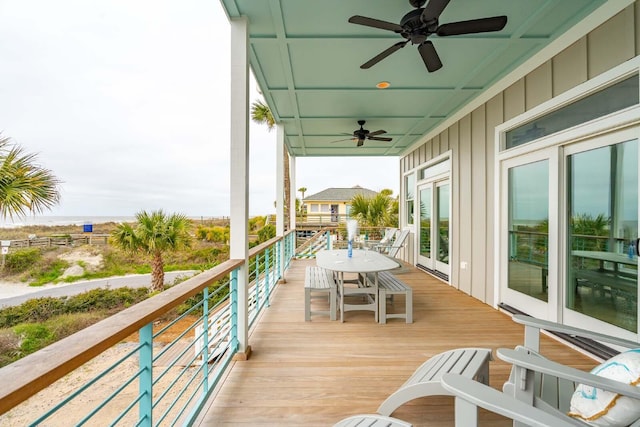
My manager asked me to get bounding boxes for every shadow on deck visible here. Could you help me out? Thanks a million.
[195,259,596,426]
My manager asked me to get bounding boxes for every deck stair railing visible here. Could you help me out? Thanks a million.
[0,230,296,427]
[295,227,390,257]
[295,228,331,259]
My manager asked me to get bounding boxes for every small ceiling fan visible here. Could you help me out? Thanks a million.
[331,120,392,147]
[348,0,507,72]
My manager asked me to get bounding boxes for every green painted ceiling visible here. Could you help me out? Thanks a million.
[218,0,611,157]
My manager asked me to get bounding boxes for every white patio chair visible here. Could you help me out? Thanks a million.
[500,314,640,427]
[374,229,409,258]
[370,228,397,248]
[335,373,578,427]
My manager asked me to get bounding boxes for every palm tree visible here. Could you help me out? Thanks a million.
[0,135,61,219]
[111,210,192,292]
[297,187,307,218]
[298,187,307,199]
[251,100,291,230]
[349,192,398,227]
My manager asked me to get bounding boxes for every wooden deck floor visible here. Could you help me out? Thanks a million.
[196,259,597,426]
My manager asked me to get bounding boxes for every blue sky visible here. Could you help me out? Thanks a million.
[0,0,399,219]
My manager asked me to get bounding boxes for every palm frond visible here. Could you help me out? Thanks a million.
[0,134,61,220]
[250,100,275,131]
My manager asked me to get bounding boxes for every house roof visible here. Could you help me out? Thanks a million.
[304,186,378,202]
[218,0,622,157]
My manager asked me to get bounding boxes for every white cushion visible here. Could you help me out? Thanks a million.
[569,349,640,426]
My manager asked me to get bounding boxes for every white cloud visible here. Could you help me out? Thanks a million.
[0,0,398,221]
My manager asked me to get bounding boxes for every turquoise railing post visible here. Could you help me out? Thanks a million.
[254,253,261,313]
[276,240,281,281]
[230,269,239,353]
[325,230,331,250]
[265,247,271,307]
[139,323,153,427]
[202,286,210,392]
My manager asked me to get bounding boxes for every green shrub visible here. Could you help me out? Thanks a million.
[63,288,149,313]
[196,226,230,243]
[29,259,70,286]
[0,287,149,328]
[0,329,20,366]
[0,297,66,327]
[4,248,42,273]
[14,323,55,355]
[47,312,104,339]
[257,224,276,243]
[0,287,151,366]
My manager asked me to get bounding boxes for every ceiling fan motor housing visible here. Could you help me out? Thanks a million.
[409,0,427,8]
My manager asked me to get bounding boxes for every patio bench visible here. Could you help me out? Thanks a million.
[377,347,492,416]
[363,271,412,324]
[304,266,337,321]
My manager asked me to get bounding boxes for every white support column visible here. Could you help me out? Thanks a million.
[276,124,285,237]
[276,124,286,283]
[229,16,250,360]
[289,155,296,231]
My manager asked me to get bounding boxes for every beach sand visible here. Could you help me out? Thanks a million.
[0,315,201,425]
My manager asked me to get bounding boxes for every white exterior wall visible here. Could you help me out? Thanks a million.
[400,3,640,305]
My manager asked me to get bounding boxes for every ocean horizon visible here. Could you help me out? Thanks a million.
[0,215,229,228]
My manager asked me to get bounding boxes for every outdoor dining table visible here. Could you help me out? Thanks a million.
[315,249,399,322]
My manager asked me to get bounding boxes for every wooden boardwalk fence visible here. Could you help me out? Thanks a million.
[5,234,110,249]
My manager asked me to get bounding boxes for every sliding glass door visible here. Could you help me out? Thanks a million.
[500,126,639,335]
[501,148,557,319]
[417,180,450,278]
[564,130,638,334]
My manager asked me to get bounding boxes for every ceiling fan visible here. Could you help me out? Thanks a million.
[348,0,507,72]
[331,120,392,147]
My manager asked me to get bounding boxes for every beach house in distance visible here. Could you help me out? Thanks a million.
[301,185,377,224]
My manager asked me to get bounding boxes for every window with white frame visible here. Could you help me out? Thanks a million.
[504,74,638,150]
[405,173,415,225]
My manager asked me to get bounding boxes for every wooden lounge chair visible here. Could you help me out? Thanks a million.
[441,373,579,427]
[334,374,578,427]
[374,229,409,258]
[377,347,492,416]
[340,315,640,426]
[499,314,640,427]
[498,347,640,426]
[369,228,397,248]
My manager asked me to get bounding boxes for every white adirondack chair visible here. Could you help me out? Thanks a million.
[336,314,640,426]
[375,229,409,258]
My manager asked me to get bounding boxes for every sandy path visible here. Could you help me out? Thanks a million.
[0,279,82,298]
[0,271,198,307]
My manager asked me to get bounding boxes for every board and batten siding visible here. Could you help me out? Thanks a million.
[401,2,640,305]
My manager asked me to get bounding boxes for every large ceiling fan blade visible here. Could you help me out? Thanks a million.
[437,16,507,36]
[361,41,408,69]
[329,137,356,143]
[348,15,403,33]
[421,0,451,22]
[418,41,442,72]
[368,136,393,142]
[368,130,387,137]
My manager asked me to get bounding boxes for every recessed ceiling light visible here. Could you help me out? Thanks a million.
[376,81,390,89]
